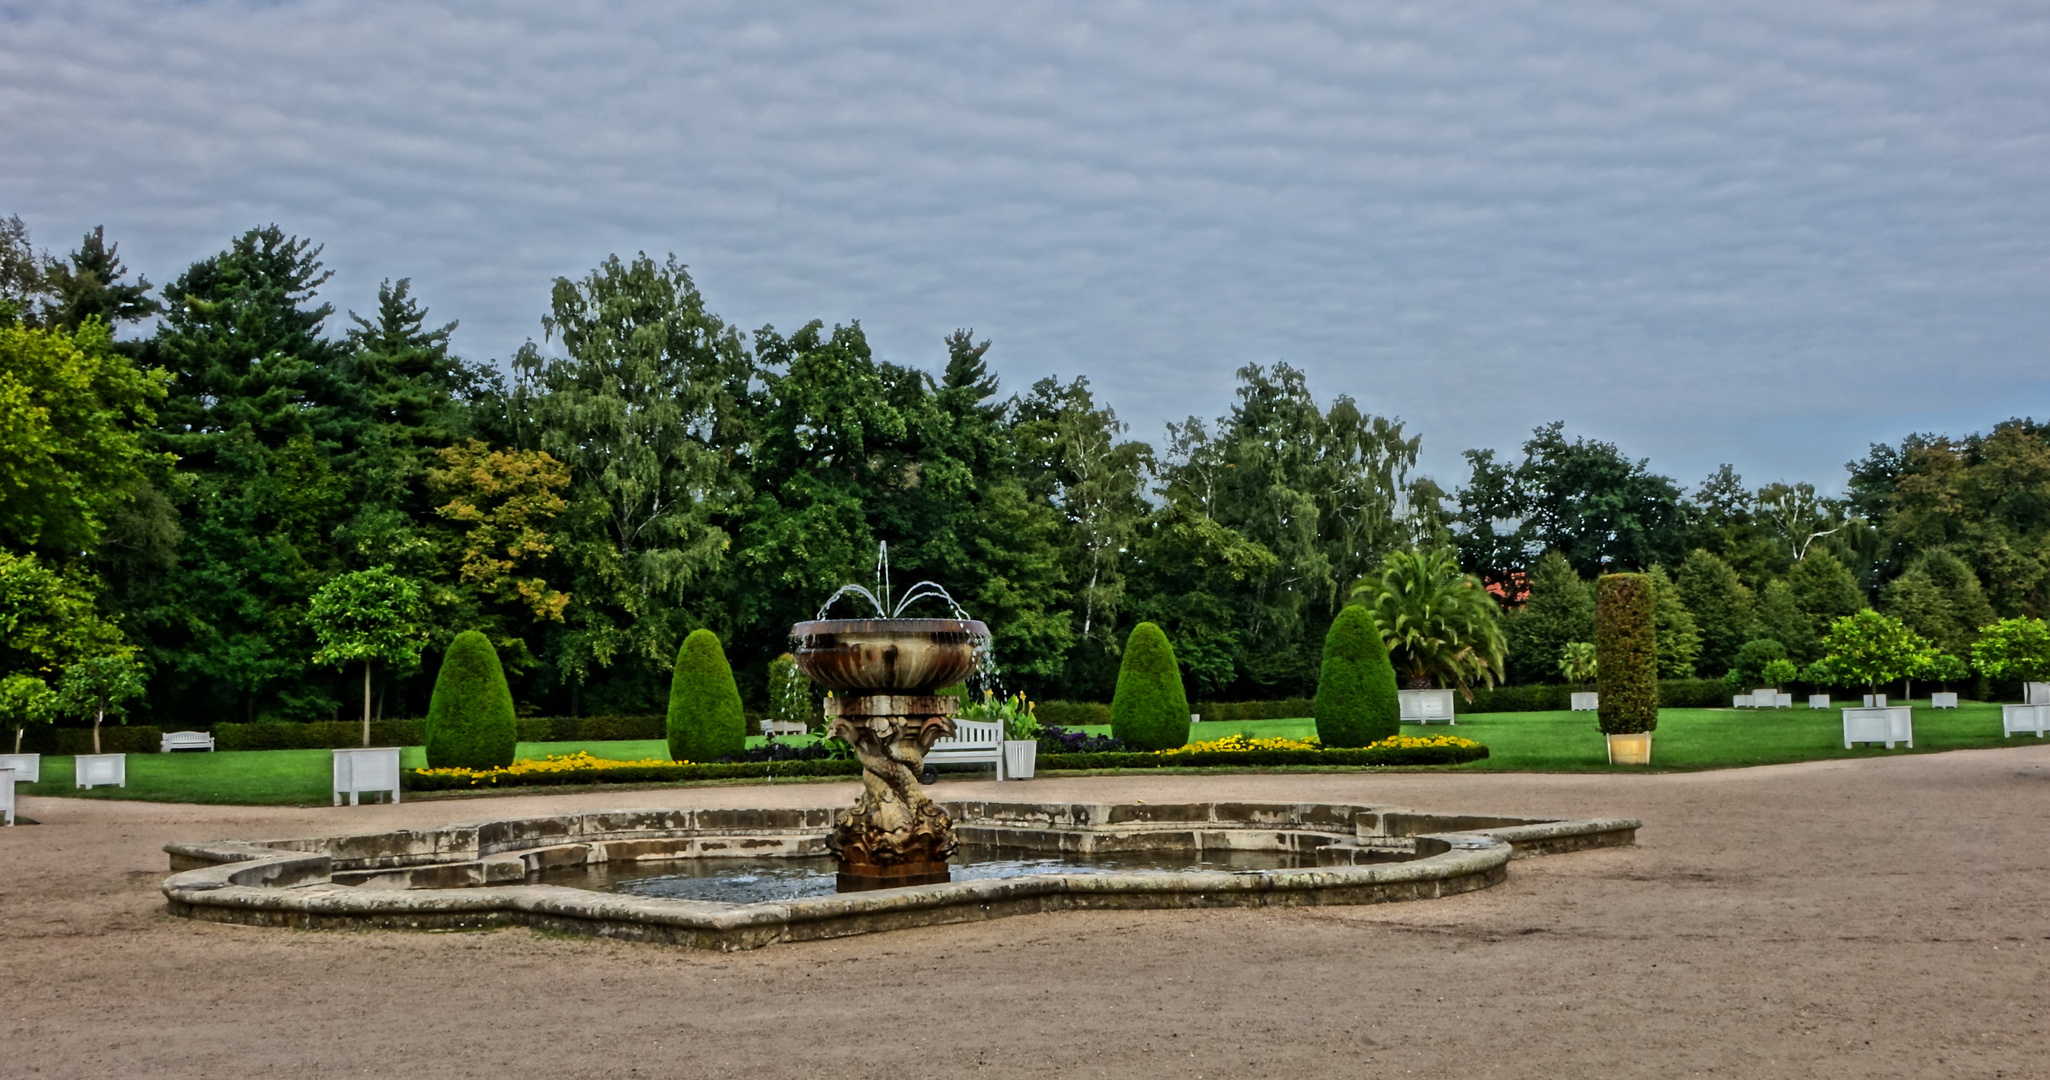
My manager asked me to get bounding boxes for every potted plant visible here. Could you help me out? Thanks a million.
[1595,575,1657,764]
[1559,642,1598,711]
[963,690,1040,780]
[1760,658,1799,707]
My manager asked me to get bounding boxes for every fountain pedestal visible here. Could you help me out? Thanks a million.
[825,695,960,891]
[791,618,989,893]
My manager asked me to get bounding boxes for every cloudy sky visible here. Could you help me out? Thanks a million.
[4,0,2046,491]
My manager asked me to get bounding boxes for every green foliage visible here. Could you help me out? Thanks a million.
[960,690,1041,742]
[50,649,147,753]
[1595,574,1658,735]
[1111,622,1192,751]
[1312,605,1400,748]
[308,567,427,669]
[1676,551,1757,676]
[1810,610,1930,692]
[0,671,53,750]
[1354,547,1505,700]
[1882,549,1997,659]
[1789,551,1867,643]
[1504,551,1595,684]
[424,631,517,768]
[1645,565,1701,678]
[1753,580,1814,663]
[1724,638,1789,689]
[766,653,815,733]
[1759,658,1800,687]
[1557,642,1598,685]
[1971,617,2050,683]
[1917,651,1968,686]
[665,629,745,763]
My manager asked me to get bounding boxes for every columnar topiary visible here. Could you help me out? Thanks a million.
[1595,574,1659,735]
[667,629,746,762]
[1314,604,1400,747]
[1110,622,1190,751]
[425,631,517,769]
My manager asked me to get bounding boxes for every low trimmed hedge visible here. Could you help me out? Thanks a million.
[203,715,668,751]
[17,725,166,755]
[1195,698,1316,722]
[406,758,864,790]
[1042,742,1488,769]
[1461,679,1732,713]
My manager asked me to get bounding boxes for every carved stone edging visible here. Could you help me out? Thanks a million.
[161,801,1638,951]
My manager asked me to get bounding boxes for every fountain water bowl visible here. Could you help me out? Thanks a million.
[791,616,991,892]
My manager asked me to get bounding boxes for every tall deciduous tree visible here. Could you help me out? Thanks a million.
[1503,550,1593,684]
[308,566,427,745]
[1676,549,1755,675]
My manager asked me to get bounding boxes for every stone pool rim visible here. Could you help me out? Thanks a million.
[162,800,1638,951]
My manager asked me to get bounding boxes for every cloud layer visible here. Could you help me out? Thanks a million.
[4,0,2046,489]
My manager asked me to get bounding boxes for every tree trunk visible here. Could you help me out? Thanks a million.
[14,726,22,753]
[93,705,104,754]
[362,662,373,747]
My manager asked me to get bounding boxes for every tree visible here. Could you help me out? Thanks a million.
[1811,610,1930,698]
[1594,574,1658,736]
[425,439,572,665]
[308,566,427,746]
[0,671,53,753]
[1353,548,1504,699]
[1754,580,1816,663]
[1760,658,1799,689]
[1676,549,1753,675]
[1726,638,1789,690]
[1558,640,1598,686]
[0,214,42,325]
[1014,376,1150,643]
[1971,617,2050,685]
[1646,565,1701,678]
[51,649,146,754]
[1453,422,1688,586]
[39,226,161,333]
[1110,622,1190,751]
[1314,604,1400,747]
[1789,551,1867,636]
[666,628,745,763]
[1502,551,1593,684]
[424,630,517,769]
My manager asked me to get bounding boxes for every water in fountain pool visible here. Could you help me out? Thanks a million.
[537,845,1328,905]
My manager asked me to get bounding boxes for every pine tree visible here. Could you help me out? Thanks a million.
[1504,551,1593,684]
[40,226,161,333]
[1110,622,1190,751]
[1313,604,1400,747]
[1676,549,1754,675]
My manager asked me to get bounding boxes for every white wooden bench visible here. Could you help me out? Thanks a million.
[161,730,215,752]
[0,753,40,783]
[332,747,402,805]
[925,717,1006,780]
[1569,692,1599,711]
[1843,706,1913,749]
[1808,694,1831,710]
[1928,692,1958,709]
[758,718,809,738]
[2001,704,2047,738]
[0,767,14,826]
[1398,689,1457,725]
[74,753,125,789]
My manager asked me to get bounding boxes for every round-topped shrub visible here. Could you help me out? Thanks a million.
[1314,604,1400,747]
[1596,573,1659,735]
[1111,622,1191,751]
[425,631,517,769]
[667,629,746,763]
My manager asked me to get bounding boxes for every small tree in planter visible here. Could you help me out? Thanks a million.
[1760,658,1799,692]
[308,566,427,747]
[1,672,53,753]
[1595,574,1658,763]
[1557,641,1598,688]
[1920,651,1968,694]
[1314,604,1400,748]
[1816,610,1929,704]
[1112,622,1192,751]
[51,649,146,754]
[425,631,519,769]
[1971,617,2050,696]
[1724,638,1789,691]
[667,629,746,763]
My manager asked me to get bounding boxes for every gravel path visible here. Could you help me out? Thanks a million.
[4,747,2048,1079]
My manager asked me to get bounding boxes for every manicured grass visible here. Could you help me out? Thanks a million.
[12,705,2043,804]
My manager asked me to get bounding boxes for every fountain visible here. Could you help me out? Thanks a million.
[792,544,990,891]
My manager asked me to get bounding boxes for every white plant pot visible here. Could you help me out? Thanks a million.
[0,752,40,783]
[74,753,126,789]
[1002,740,1037,781]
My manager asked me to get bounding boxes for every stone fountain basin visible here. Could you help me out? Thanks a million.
[161,801,1636,951]
[790,618,989,692]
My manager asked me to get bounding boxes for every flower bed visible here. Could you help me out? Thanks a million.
[406,752,863,791]
[1044,733,1487,770]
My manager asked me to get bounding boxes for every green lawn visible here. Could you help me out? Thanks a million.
[11,704,2044,805]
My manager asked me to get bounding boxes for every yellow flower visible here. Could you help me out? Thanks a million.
[412,751,678,786]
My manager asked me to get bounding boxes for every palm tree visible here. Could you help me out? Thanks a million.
[1352,548,1507,700]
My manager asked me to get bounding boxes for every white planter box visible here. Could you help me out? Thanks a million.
[1861,694,1889,708]
[1843,706,1913,749]
[74,753,126,789]
[2028,682,2050,706]
[1928,692,1958,709]
[1808,695,1831,710]
[2002,704,2048,738]
[332,747,402,806]
[1731,694,1753,708]
[1399,689,1457,725]
[1776,692,1794,708]
[1002,740,1037,780]
[1570,692,1599,711]
[0,767,14,825]
[0,752,40,783]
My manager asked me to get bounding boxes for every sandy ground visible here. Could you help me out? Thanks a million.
[4,750,2050,1079]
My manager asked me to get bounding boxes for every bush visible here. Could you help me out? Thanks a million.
[1036,700,1112,728]
[1314,604,1399,747]
[1192,698,1315,722]
[214,720,426,751]
[19,725,165,755]
[1111,622,1191,751]
[1596,574,1659,735]
[425,631,518,769]
[1724,638,1789,689]
[667,629,746,763]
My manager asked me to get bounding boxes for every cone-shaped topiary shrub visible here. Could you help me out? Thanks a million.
[1110,622,1191,751]
[1314,604,1400,747]
[667,628,746,762]
[1596,573,1659,735]
[425,630,518,769]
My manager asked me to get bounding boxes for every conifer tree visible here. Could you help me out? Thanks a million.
[1110,622,1190,751]
[425,631,517,769]
[1676,549,1755,675]
[1313,604,1399,747]
[666,629,745,762]
[1504,551,1593,684]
